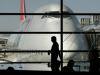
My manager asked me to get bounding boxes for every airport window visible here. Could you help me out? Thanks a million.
[0,0,100,72]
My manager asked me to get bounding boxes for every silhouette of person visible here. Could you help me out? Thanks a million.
[62,60,75,72]
[89,50,100,72]
[51,36,61,72]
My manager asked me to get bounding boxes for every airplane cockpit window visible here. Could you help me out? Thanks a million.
[41,11,70,19]
[63,11,71,18]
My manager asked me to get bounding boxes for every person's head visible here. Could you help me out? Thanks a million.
[51,36,57,43]
[67,60,74,67]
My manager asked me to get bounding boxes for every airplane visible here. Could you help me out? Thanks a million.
[0,0,89,71]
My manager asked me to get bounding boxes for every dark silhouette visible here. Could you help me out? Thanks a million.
[89,50,100,72]
[7,67,15,71]
[51,36,61,72]
[62,60,75,72]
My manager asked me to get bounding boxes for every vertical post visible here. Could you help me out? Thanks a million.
[60,0,63,71]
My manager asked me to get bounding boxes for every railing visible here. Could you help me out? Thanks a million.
[0,50,100,72]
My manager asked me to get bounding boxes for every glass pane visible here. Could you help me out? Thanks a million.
[64,0,100,13]
[0,34,60,71]
[0,16,20,32]
[0,0,60,32]
[62,33,100,72]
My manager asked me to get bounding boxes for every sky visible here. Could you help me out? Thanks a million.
[0,0,100,31]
